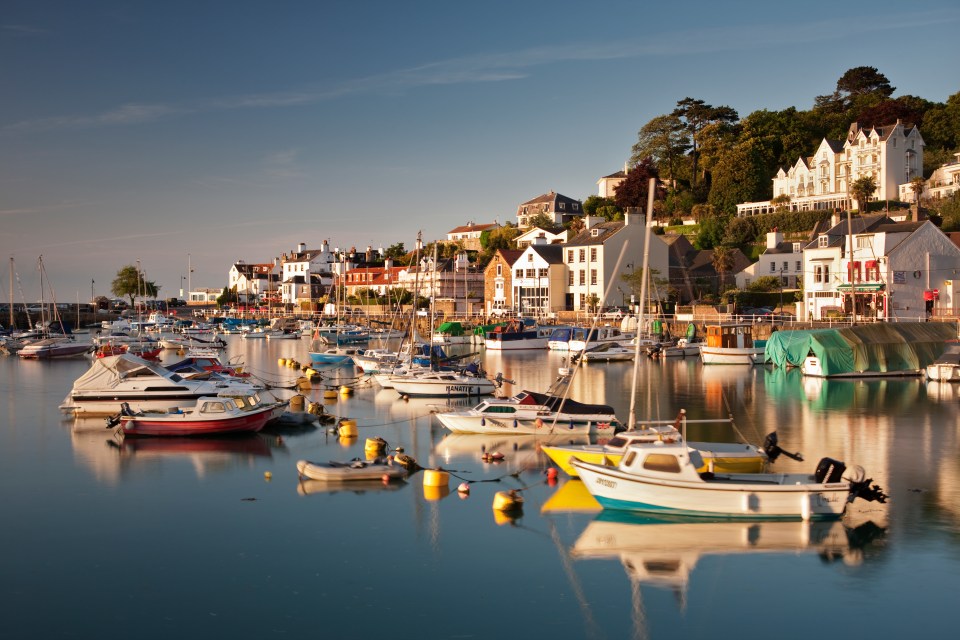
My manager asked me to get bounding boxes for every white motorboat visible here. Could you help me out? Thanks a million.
[18,336,93,359]
[577,342,635,363]
[434,389,622,435]
[926,344,960,381]
[568,326,634,353]
[699,323,765,365]
[160,335,227,350]
[59,354,262,417]
[390,369,499,397]
[572,438,888,520]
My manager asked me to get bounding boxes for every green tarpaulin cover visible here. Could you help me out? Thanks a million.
[763,322,957,376]
[436,322,464,336]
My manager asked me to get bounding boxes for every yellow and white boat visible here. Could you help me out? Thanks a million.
[541,413,768,478]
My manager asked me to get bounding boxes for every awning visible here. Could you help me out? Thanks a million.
[836,283,885,292]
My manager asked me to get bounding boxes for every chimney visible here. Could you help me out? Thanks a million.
[585,215,605,230]
[767,230,783,249]
[831,210,840,228]
[297,242,306,253]
[624,207,644,226]
[366,246,373,262]
[385,258,394,270]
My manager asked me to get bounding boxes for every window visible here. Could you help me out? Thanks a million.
[590,269,597,286]
[526,269,535,278]
[579,249,586,263]
[814,264,830,284]
[782,261,788,272]
[579,270,586,286]
[770,262,776,273]
[515,270,522,279]
[818,236,829,248]
[567,250,574,263]
[573,202,579,211]
[856,236,872,250]
[496,264,502,276]
[559,202,565,210]
[642,453,681,473]
[568,270,574,286]
[795,260,801,272]
[590,247,597,262]
[538,268,548,278]
[527,253,533,262]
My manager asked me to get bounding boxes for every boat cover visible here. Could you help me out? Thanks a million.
[69,354,180,391]
[436,322,464,336]
[519,391,616,415]
[763,322,956,375]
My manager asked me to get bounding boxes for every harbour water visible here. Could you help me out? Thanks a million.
[1,337,958,639]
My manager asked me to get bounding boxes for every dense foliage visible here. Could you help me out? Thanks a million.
[111,265,160,307]
[627,67,960,220]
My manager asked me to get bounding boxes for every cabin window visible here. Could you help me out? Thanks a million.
[642,453,681,473]
[202,402,227,413]
[483,406,516,414]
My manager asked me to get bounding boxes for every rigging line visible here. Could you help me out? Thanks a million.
[545,519,605,640]
[547,238,629,434]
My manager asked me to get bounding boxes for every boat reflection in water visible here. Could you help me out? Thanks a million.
[572,512,886,600]
[434,433,591,471]
[70,421,273,484]
[296,477,409,497]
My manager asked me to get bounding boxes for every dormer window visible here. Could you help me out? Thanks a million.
[559,202,565,211]
[792,243,801,253]
[818,235,828,248]
[591,229,600,237]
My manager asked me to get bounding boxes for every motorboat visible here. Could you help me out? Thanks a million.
[567,326,634,353]
[18,336,93,359]
[434,389,622,435]
[60,354,263,416]
[159,334,227,350]
[572,439,887,520]
[699,323,765,365]
[649,337,702,358]
[484,318,555,351]
[389,368,500,398]
[432,321,471,345]
[926,343,960,381]
[109,393,281,437]
[576,342,635,363]
[308,346,362,365]
[541,413,769,477]
[295,458,409,482]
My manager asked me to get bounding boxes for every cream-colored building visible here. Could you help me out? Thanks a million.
[904,152,960,202]
[738,120,925,216]
[510,240,567,316]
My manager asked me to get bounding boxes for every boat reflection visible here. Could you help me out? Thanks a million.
[572,512,886,597]
[70,422,273,485]
[296,477,408,496]
[540,479,601,514]
[434,433,592,470]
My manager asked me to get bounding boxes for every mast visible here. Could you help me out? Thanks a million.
[627,179,656,429]
[8,258,13,329]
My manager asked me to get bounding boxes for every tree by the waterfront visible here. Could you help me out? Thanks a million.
[111,265,159,307]
[851,176,878,211]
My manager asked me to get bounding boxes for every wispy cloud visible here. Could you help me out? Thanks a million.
[2,24,49,36]
[4,8,957,135]
[263,149,304,179]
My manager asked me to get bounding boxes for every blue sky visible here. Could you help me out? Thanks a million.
[2,0,958,302]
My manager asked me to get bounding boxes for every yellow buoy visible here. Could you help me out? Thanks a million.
[339,419,358,437]
[322,389,338,400]
[422,468,450,488]
[307,402,323,416]
[296,377,311,391]
[289,394,305,411]
[365,436,387,452]
[263,471,272,481]
[278,358,287,367]
[339,385,353,395]
[288,360,299,369]
[338,435,357,447]
[492,489,524,512]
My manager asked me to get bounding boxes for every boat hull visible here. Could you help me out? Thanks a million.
[296,459,407,481]
[542,442,766,477]
[120,406,273,437]
[391,378,495,397]
[699,346,764,365]
[572,460,850,520]
[435,412,618,436]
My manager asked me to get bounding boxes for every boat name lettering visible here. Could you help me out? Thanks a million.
[596,478,617,489]
[445,385,474,393]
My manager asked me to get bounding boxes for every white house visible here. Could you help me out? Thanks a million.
[516,191,582,228]
[514,225,570,248]
[228,260,279,304]
[511,240,566,316]
[280,241,340,306]
[738,120,925,216]
[735,231,804,290]
[904,152,960,202]
[597,165,628,198]
[562,212,669,311]
[801,213,960,321]
[445,222,500,251]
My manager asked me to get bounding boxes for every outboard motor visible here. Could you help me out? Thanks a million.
[844,464,889,504]
[763,432,804,462]
[814,457,846,483]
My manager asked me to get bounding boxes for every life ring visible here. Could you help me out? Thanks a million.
[535,418,544,429]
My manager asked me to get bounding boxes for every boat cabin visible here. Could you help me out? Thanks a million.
[705,323,755,350]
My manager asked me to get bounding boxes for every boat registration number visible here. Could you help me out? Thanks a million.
[596,478,617,489]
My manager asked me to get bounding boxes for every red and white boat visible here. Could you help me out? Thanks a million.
[110,394,281,437]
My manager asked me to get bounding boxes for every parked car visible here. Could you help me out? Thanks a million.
[601,306,629,319]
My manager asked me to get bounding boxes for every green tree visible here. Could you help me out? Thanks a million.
[746,275,782,292]
[111,265,160,307]
[527,212,554,228]
[694,211,730,250]
[708,138,773,214]
[629,113,689,186]
[672,98,739,188]
[910,176,927,205]
[815,66,895,113]
[721,216,757,249]
[216,286,238,307]
[384,242,407,263]
[850,175,878,211]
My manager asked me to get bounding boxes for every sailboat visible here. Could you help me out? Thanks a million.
[18,257,93,359]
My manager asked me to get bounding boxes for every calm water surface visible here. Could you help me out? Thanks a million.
[1,336,958,639]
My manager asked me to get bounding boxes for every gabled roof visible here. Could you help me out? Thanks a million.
[447,222,499,234]
[517,191,580,210]
[564,221,626,246]
[494,249,524,267]
[600,170,627,180]
[528,244,564,264]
